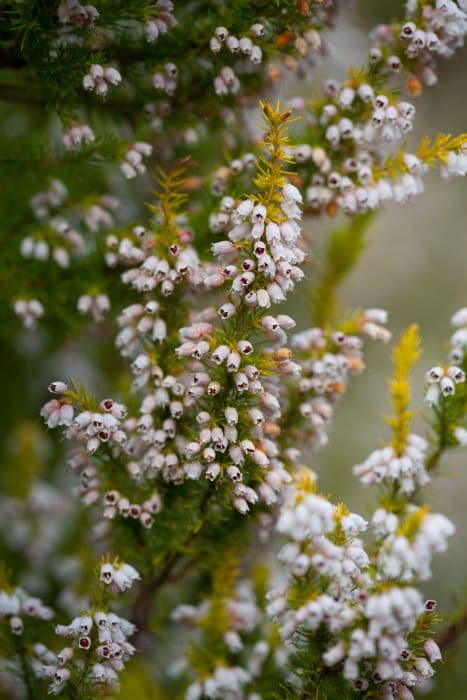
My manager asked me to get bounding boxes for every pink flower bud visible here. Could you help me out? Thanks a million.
[424,639,442,662]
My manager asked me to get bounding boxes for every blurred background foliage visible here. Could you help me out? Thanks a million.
[1,0,466,697]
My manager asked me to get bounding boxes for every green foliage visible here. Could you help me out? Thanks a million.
[0,0,328,122]
[426,351,467,471]
[1,2,467,699]
[310,212,373,328]
[387,324,422,456]
[279,628,361,700]
[254,101,297,215]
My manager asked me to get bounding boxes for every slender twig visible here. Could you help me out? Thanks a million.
[15,638,36,700]
[167,555,198,584]
[426,402,451,472]
[132,551,182,633]
[132,489,214,634]
[436,605,467,652]
[0,83,144,115]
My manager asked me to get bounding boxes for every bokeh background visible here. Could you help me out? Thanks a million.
[1,1,466,697]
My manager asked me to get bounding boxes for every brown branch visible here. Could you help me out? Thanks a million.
[0,38,25,70]
[132,551,182,634]
[0,83,144,115]
[436,605,467,652]
[132,489,214,637]
[15,637,37,700]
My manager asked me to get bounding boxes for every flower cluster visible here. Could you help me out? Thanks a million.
[290,309,391,449]
[210,154,256,196]
[376,508,455,581]
[303,88,423,214]
[199,2,464,220]
[268,468,449,698]
[103,488,162,529]
[99,558,140,592]
[58,0,99,28]
[77,292,111,322]
[0,587,53,635]
[288,79,467,217]
[41,381,168,526]
[13,298,44,329]
[120,142,154,179]
[0,478,86,616]
[85,195,120,233]
[5,1,467,697]
[370,0,467,86]
[82,64,122,96]
[30,179,68,222]
[144,0,176,43]
[449,306,467,362]
[209,24,265,61]
[353,433,430,494]
[62,123,95,151]
[172,577,288,700]
[20,216,85,269]
[152,62,178,96]
[205,2,337,98]
[425,363,465,403]
[441,143,467,178]
[267,320,459,697]
[423,307,467,454]
[174,178,306,510]
[0,561,140,697]
[40,604,136,694]
[211,24,265,96]
[40,108,312,519]
[17,179,115,303]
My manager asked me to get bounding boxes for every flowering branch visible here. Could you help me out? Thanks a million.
[2,1,467,698]
[387,325,422,459]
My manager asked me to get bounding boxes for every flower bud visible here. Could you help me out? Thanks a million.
[227,465,242,482]
[207,381,221,395]
[237,340,253,355]
[440,376,455,396]
[226,35,239,52]
[104,67,122,85]
[215,26,228,41]
[233,497,249,514]
[239,37,253,54]
[251,23,265,37]
[424,639,442,662]
[57,647,74,665]
[48,380,69,395]
[193,340,210,358]
[10,616,23,634]
[211,344,230,364]
[235,373,249,391]
[447,365,465,383]
[225,406,238,425]
[251,449,269,466]
[79,636,92,649]
[414,657,434,677]
[210,36,221,53]
[227,351,241,372]
[219,303,236,318]
[206,463,221,481]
